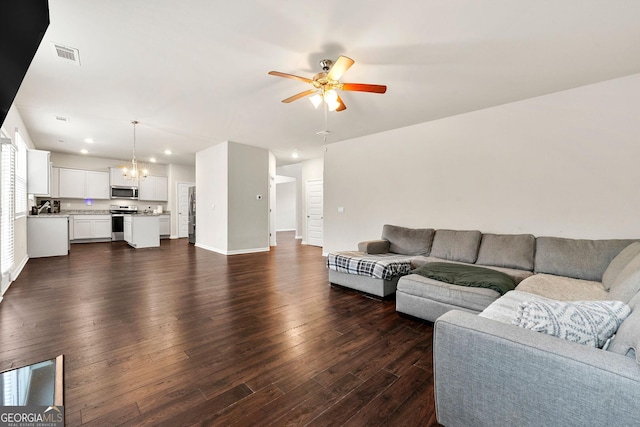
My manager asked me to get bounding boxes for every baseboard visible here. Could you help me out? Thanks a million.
[11,254,29,281]
[301,240,307,244]
[226,247,270,255]
[295,235,303,240]
[276,228,296,232]
[195,243,270,255]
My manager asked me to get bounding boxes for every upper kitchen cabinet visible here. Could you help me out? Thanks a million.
[139,175,168,201]
[59,168,110,199]
[110,167,132,187]
[27,149,51,195]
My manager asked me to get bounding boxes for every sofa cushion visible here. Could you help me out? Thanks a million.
[607,251,640,303]
[608,308,640,364]
[515,274,608,301]
[476,233,535,271]
[430,229,482,263]
[411,262,516,296]
[381,225,435,255]
[602,242,640,291]
[512,300,630,348]
[412,256,533,284]
[326,251,413,280]
[534,237,637,281]
[397,273,500,312]
[357,239,390,254]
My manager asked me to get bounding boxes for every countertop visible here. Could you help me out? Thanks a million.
[29,210,170,217]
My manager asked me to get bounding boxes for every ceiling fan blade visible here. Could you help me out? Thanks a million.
[336,96,346,112]
[282,89,316,103]
[327,56,354,81]
[268,71,313,84]
[341,83,387,94]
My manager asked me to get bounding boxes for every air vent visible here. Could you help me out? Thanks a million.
[55,116,70,122]
[50,43,81,66]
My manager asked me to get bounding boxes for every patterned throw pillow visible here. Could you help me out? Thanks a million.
[512,300,630,348]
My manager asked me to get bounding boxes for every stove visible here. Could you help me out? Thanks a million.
[110,205,138,241]
[110,204,139,214]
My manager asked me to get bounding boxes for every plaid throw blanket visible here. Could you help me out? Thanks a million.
[326,251,413,280]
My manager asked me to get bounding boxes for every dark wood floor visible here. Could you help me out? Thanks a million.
[0,232,440,426]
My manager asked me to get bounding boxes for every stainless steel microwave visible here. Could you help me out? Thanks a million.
[110,185,138,199]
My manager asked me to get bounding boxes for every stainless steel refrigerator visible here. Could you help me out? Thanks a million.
[188,186,196,244]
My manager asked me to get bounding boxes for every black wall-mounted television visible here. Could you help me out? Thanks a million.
[0,1,50,127]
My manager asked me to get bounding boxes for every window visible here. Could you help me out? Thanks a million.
[1,136,15,285]
[14,130,27,217]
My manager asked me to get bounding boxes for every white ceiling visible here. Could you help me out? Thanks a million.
[13,0,640,166]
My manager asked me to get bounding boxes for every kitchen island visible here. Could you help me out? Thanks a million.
[124,215,160,248]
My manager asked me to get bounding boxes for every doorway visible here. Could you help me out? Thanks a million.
[176,182,194,238]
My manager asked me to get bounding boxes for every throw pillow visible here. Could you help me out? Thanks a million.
[512,300,630,348]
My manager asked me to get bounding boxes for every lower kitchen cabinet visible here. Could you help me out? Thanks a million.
[71,215,112,241]
[159,214,170,238]
[27,216,69,257]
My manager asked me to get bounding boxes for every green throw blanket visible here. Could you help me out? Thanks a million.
[411,262,516,295]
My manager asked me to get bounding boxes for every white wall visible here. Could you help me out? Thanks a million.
[227,142,269,252]
[324,73,640,254]
[276,181,296,231]
[195,142,228,252]
[195,141,269,254]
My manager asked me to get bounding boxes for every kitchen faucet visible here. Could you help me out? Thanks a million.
[37,201,50,214]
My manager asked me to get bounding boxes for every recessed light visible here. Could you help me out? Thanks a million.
[164,150,172,155]
[292,152,299,159]
[80,149,88,154]
[84,138,94,143]
[149,157,156,163]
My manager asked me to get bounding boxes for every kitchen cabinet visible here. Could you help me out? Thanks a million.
[124,215,160,248]
[85,171,110,199]
[27,149,51,195]
[71,215,111,240]
[59,168,110,199]
[139,175,168,201]
[110,167,134,187]
[51,167,60,198]
[159,214,170,238]
[27,216,69,257]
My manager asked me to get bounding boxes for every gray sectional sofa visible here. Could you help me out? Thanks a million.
[327,224,640,426]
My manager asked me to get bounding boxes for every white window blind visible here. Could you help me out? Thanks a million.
[1,138,16,279]
[14,130,27,217]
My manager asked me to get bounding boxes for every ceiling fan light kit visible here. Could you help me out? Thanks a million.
[268,55,387,113]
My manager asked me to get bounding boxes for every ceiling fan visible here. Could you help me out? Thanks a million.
[268,56,387,112]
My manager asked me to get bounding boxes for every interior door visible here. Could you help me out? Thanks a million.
[177,182,194,238]
[305,179,323,247]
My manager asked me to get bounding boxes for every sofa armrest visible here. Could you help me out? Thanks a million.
[358,239,390,254]
[434,310,640,427]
